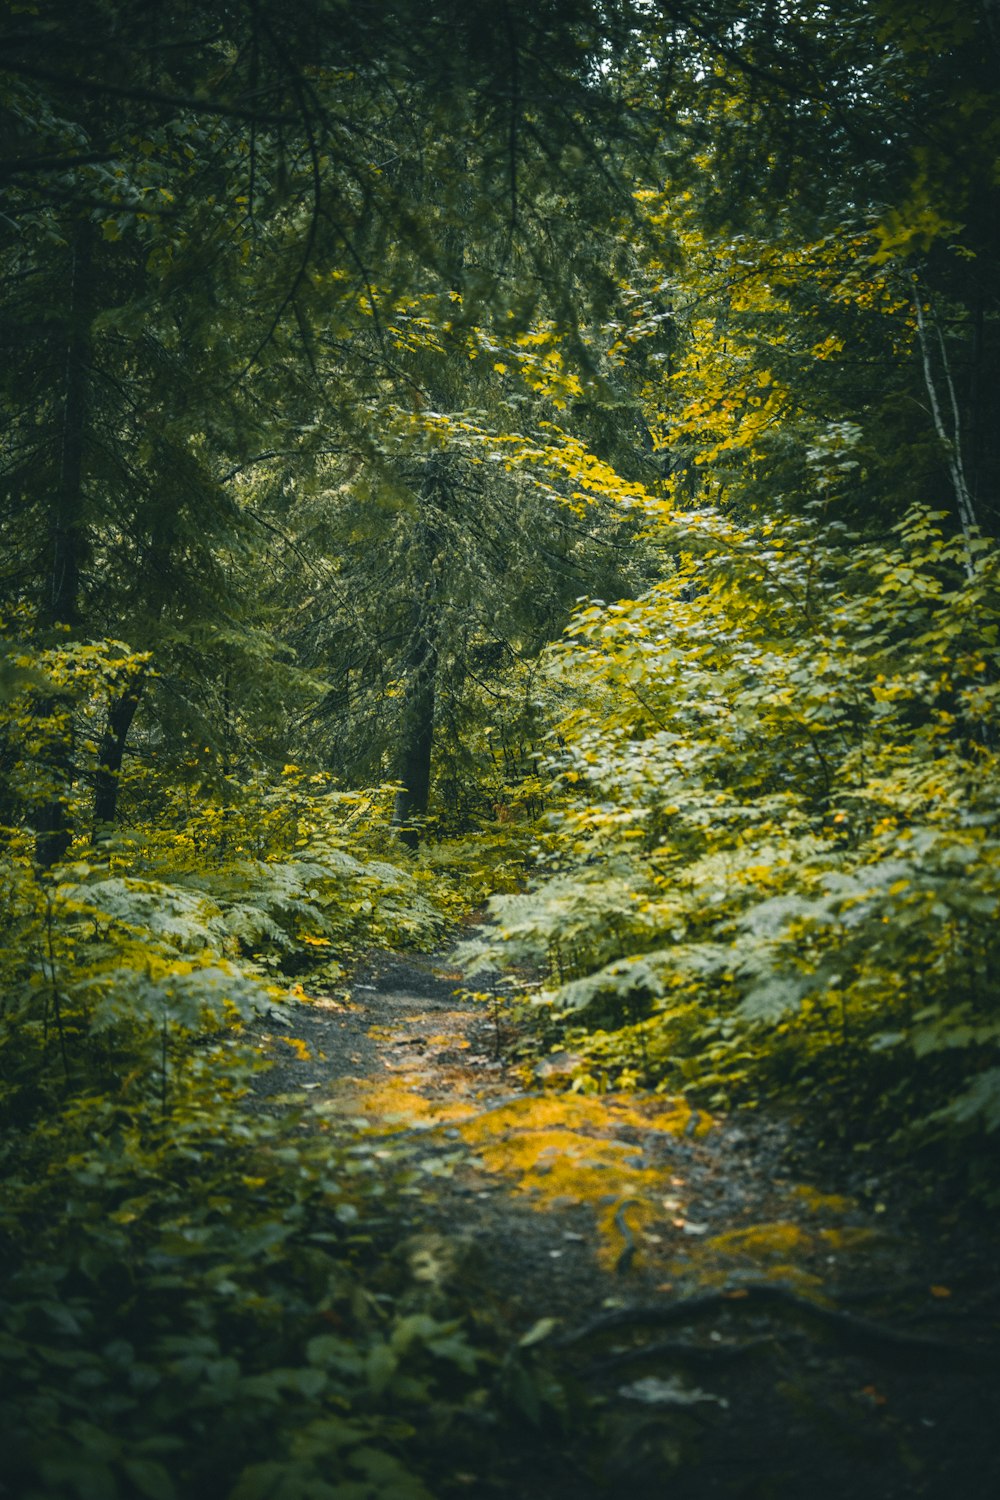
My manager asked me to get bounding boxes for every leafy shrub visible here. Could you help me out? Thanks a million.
[464,507,1000,1180]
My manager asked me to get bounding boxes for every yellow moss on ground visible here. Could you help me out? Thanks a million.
[469,1125,642,1179]
[597,1196,665,1272]
[356,1077,478,1125]
[469,1123,661,1268]
[455,1091,706,1269]
[275,1036,313,1061]
[699,1217,883,1280]
[319,1075,713,1270]
[660,1252,825,1295]
[789,1184,854,1216]
[756,1264,825,1291]
[706,1222,815,1261]
[818,1226,885,1251]
[457,1091,703,1143]
[317,1075,479,1128]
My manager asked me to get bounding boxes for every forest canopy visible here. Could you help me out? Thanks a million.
[1,2,999,1496]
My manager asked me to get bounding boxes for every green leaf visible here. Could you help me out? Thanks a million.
[518,1316,558,1348]
[120,1458,176,1500]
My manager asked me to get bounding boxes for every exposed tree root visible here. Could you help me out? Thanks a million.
[558,1283,997,1371]
[587,1332,795,1376]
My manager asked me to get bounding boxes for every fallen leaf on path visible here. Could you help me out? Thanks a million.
[519,1316,559,1348]
[619,1375,729,1409]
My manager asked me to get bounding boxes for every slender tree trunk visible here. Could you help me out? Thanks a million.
[967,292,988,530]
[48,233,90,630]
[391,623,438,849]
[219,666,236,854]
[391,466,445,849]
[36,222,93,869]
[91,514,175,838]
[92,674,146,833]
[911,276,977,570]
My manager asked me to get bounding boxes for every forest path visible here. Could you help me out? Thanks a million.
[250,946,999,1500]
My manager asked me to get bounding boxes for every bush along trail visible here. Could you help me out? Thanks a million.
[241,939,1000,1500]
[1,833,997,1500]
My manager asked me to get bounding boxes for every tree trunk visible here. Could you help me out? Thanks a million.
[92,674,146,834]
[391,624,438,849]
[391,467,445,849]
[36,222,92,869]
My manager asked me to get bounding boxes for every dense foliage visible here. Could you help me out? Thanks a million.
[2,1,998,1495]
[466,505,1000,1158]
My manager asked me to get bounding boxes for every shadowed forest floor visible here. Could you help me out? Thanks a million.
[249,946,1000,1500]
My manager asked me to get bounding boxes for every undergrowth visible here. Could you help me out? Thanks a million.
[0,770,571,1499]
[457,507,1000,1196]
[0,1048,576,1500]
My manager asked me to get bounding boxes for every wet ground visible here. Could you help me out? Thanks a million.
[249,947,1000,1500]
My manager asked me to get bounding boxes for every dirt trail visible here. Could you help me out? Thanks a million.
[251,947,1000,1500]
